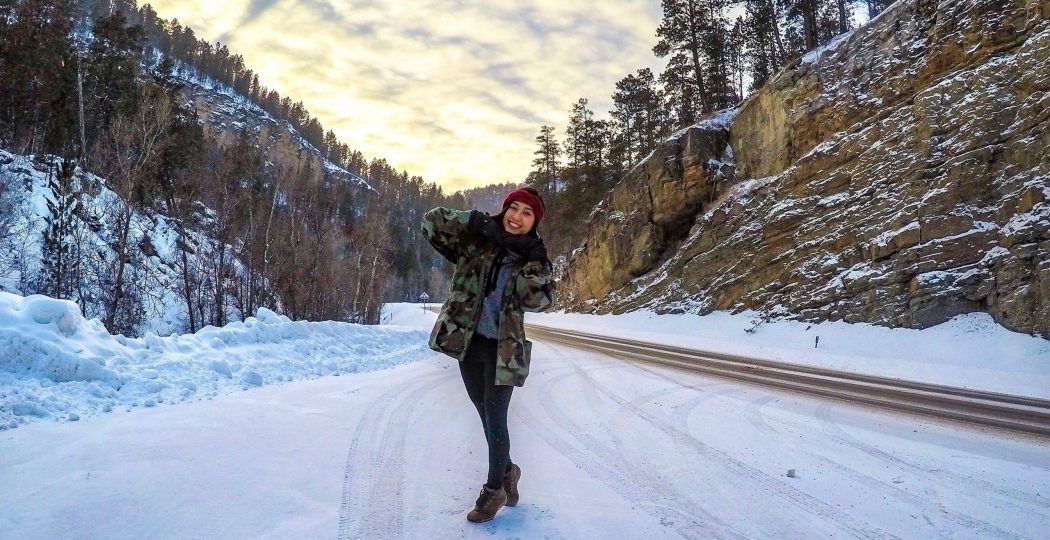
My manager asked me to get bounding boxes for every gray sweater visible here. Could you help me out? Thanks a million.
[475,250,523,339]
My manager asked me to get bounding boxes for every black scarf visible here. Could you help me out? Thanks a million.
[483,247,523,296]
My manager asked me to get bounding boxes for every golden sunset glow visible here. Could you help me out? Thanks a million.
[147,0,664,191]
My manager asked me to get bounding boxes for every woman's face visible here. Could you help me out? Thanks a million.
[502,201,536,236]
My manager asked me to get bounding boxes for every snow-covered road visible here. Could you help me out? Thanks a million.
[3,336,1048,539]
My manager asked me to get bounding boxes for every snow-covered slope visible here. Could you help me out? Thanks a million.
[0,150,243,336]
[0,57,378,337]
[5,294,1049,433]
[528,309,1050,399]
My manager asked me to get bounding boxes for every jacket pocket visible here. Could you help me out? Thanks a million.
[522,339,532,375]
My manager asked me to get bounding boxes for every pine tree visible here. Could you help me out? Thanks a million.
[727,18,747,101]
[88,84,174,332]
[700,1,737,109]
[83,10,145,152]
[249,73,261,102]
[865,0,892,19]
[155,84,205,332]
[654,0,740,126]
[0,0,78,155]
[742,0,788,90]
[611,68,662,166]
[643,70,664,153]
[39,159,80,300]
[527,125,560,198]
[782,0,845,53]
[558,98,614,251]
[564,98,608,182]
[524,125,561,246]
[836,0,849,33]
[654,0,712,117]
[658,54,700,130]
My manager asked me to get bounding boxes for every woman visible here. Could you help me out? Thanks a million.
[421,187,555,523]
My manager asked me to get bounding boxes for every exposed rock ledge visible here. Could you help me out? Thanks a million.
[560,0,1050,337]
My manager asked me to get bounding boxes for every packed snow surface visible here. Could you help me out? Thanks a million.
[1,302,1048,539]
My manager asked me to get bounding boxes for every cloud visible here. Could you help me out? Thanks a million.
[242,0,285,25]
[148,0,664,191]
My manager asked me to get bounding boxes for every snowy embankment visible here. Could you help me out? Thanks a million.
[527,310,1050,399]
[0,292,431,429]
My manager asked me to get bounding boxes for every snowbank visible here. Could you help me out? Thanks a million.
[526,309,1050,399]
[382,301,440,327]
[385,303,1050,398]
[0,293,433,429]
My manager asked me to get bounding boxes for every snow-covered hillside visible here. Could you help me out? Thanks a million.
[0,51,380,339]
[0,150,246,336]
[528,309,1050,399]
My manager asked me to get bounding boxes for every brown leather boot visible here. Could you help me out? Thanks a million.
[503,463,521,506]
[466,484,507,523]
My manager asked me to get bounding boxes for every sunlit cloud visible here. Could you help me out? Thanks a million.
[149,0,665,191]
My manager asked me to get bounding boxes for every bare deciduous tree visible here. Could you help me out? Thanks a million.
[88,84,174,333]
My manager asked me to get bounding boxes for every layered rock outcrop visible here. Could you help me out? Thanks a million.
[561,0,1050,336]
[182,82,370,191]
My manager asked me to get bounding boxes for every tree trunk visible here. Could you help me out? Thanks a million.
[802,0,819,50]
[768,0,786,65]
[214,241,227,327]
[686,0,711,114]
[350,243,367,322]
[76,51,86,161]
[103,202,134,331]
[362,250,381,324]
[179,236,197,332]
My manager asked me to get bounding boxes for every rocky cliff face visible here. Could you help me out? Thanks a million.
[181,80,370,191]
[561,0,1050,336]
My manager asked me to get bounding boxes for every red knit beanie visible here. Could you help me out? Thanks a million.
[501,188,545,225]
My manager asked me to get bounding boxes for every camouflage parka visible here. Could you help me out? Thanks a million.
[421,207,555,386]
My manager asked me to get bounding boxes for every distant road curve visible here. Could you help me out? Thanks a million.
[524,323,1050,438]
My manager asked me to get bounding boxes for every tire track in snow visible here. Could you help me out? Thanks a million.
[812,403,1049,535]
[591,340,1048,537]
[736,395,1021,538]
[337,371,448,539]
[519,342,746,539]
[566,361,833,539]
[815,403,1049,508]
[566,359,901,540]
[365,374,457,537]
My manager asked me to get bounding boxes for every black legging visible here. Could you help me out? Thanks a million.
[459,335,514,489]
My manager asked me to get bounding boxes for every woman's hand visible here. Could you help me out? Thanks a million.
[503,235,549,264]
[468,210,505,247]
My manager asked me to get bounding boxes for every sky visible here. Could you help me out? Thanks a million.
[147,0,667,192]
